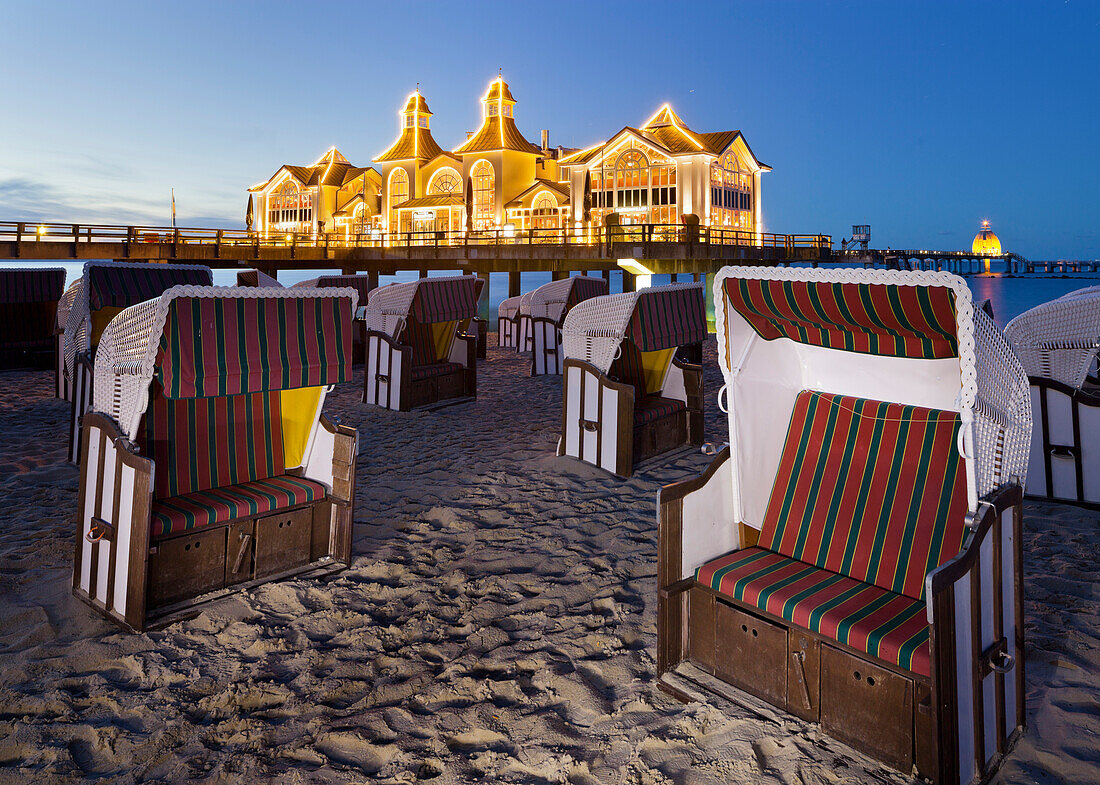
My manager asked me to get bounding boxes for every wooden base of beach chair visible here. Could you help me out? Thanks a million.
[497,315,519,350]
[364,328,477,412]
[658,451,1026,785]
[530,317,564,375]
[73,412,356,633]
[68,355,94,463]
[1025,376,1100,508]
[472,318,487,360]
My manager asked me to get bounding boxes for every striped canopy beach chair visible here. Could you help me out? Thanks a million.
[362,275,484,411]
[657,267,1031,783]
[559,282,706,477]
[497,294,523,349]
[74,285,358,632]
[0,267,66,371]
[527,276,609,375]
[236,269,283,287]
[63,261,213,463]
[1004,287,1100,506]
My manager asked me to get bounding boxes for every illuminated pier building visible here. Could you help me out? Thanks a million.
[248,76,768,240]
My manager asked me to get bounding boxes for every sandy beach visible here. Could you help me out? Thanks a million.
[0,340,1096,784]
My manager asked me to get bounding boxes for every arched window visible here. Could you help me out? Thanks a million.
[268,180,312,228]
[352,203,367,235]
[710,150,753,230]
[388,168,409,230]
[471,160,495,229]
[615,150,649,210]
[428,167,461,195]
[532,193,557,230]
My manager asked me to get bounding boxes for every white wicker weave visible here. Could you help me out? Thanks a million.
[498,295,523,320]
[93,286,359,442]
[713,266,1031,506]
[1004,288,1100,388]
[517,289,535,316]
[528,276,606,322]
[57,277,81,332]
[362,275,482,338]
[561,282,705,375]
[62,261,212,382]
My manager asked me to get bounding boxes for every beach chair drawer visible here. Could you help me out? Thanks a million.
[147,528,227,608]
[820,645,914,771]
[787,632,821,721]
[225,520,255,587]
[254,507,312,579]
[714,601,788,706]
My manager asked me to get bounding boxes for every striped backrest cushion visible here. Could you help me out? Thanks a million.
[627,286,707,351]
[758,390,968,600]
[404,316,438,367]
[140,384,285,499]
[609,339,647,401]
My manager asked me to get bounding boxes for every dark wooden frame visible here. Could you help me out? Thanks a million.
[558,356,703,478]
[657,451,1025,784]
[1028,375,1100,509]
[73,411,356,633]
[362,326,477,412]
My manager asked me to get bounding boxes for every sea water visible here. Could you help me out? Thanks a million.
[5,261,1098,328]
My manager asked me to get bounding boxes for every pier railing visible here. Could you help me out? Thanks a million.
[0,221,830,253]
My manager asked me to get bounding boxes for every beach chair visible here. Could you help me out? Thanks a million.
[294,275,375,364]
[1004,288,1100,506]
[558,282,706,477]
[73,285,358,632]
[0,267,66,371]
[236,269,283,287]
[361,275,483,411]
[517,290,535,353]
[63,261,213,463]
[55,277,82,400]
[497,294,523,349]
[657,267,1031,784]
[528,276,609,375]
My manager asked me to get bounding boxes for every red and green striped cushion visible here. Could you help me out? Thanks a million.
[696,548,932,676]
[140,386,284,499]
[150,475,325,538]
[404,317,439,367]
[155,295,353,399]
[633,396,685,426]
[627,286,707,352]
[411,361,463,380]
[725,278,958,360]
[610,339,647,400]
[760,391,967,600]
[564,277,609,313]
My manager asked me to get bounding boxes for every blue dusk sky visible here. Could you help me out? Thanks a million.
[1,0,1096,259]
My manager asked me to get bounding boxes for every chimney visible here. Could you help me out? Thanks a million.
[541,130,549,152]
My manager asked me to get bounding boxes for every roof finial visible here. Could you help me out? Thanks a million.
[416,81,420,94]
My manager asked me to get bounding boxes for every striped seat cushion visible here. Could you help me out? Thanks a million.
[634,396,685,426]
[411,361,463,380]
[404,317,438,367]
[760,390,967,600]
[697,547,931,676]
[150,475,326,539]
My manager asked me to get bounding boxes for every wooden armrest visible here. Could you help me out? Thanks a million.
[658,577,695,600]
[658,447,730,505]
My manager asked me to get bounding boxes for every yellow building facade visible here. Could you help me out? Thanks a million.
[248,76,768,242]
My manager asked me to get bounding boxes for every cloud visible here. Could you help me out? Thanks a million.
[0,177,239,229]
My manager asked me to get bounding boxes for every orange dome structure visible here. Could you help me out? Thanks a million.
[972,220,1002,256]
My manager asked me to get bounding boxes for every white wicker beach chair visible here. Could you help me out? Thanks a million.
[74,285,358,632]
[55,277,82,400]
[62,261,213,463]
[516,289,536,353]
[497,294,523,349]
[362,275,484,411]
[1004,287,1100,505]
[657,266,1030,784]
[527,276,608,375]
[558,282,706,476]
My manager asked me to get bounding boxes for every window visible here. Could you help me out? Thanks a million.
[588,141,678,225]
[388,168,409,231]
[532,194,558,230]
[267,180,312,228]
[419,116,428,128]
[709,150,753,231]
[471,160,495,229]
[428,168,461,195]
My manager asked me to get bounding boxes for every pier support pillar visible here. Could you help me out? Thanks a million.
[476,271,490,321]
[367,271,379,291]
[622,272,636,293]
[705,272,717,333]
[508,271,520,297]
[419,268,428,279]
[552,270,568,281]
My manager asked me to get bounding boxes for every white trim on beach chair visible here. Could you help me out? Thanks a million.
[497,294,522,349]
[75,285,359,632]
[62,261,213,464]
[362,275,483,411]
[516,289,535,353]
[528,276,608,376]
[55,277,81,400]
[657,266,1031,785]
[558,282,706,477]
[1004,288,1100,506]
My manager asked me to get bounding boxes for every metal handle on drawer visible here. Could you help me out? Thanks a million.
[990,651,1015,675]
[86,517,114,543]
